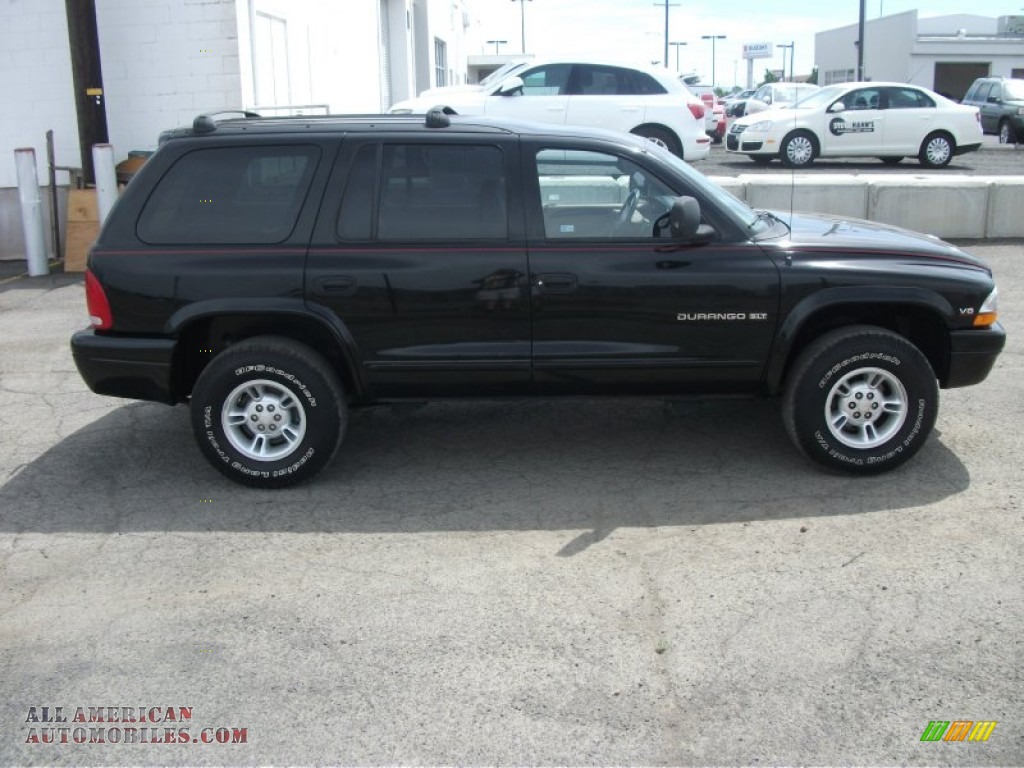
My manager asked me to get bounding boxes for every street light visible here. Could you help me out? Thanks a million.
[700,34,726,89]
[486,39,508,55]
[669,41,687,72]
[510,0,532,54]
[778,42,793,82]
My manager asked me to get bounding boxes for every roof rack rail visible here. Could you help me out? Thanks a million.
[192,110,262,134]
[425,105,456,128]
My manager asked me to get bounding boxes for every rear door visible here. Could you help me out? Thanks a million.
[522,141,780,395]
[880,86,937,154]
[305,132,531,398]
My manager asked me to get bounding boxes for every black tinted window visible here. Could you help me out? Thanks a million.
[975,83,993,102]
[138,146,319,244]
[377,144,507,240]
[572,65,666,96]
[885,87,935,109]
[336,144,378,240]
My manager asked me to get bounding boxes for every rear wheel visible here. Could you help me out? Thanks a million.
[631,126,682,159]
[780,130,817,168]
[782,326,938,474]
[190,336,347,488]
[999,119,1016,145]
[918,132,954,168]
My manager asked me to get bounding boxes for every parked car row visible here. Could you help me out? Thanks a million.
[726,82,983,168]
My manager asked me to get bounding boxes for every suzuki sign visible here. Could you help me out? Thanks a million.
[742,42,773,60]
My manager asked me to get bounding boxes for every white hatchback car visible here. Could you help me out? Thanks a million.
[726,82,984,168]
[390,59,711,162]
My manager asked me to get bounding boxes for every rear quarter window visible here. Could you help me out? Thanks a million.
[137,145,320,244]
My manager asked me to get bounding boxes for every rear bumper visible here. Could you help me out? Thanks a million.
[71,329,178,404]
[944,323,1005,388]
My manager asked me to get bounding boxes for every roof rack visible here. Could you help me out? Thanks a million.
[192,110,262,134]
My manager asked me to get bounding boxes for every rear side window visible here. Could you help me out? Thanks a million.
[571,65,667,96]
[375,144,507,240]
[885,87,935,109]
[138,145,320,244]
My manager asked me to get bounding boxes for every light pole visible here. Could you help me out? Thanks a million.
[510,0,532,54]
[653,0,680,69]
[701,34,726,89]
[778,42,793,81]
[669,41,687,72]
[486,39,507,55]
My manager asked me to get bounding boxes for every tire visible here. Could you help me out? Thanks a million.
[878,156,903,165]
[918,132,954,168]
[999,119,1016,145]
[780,130,817,168]
[782,326,938,475]
[631,126,683,159]
[190,336,347,488]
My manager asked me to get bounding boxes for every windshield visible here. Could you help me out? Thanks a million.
[641,141,768,234]
[774,85,817,104]
[480,61,528,88]
[1004,80,1024,100]
[790,85,846,109]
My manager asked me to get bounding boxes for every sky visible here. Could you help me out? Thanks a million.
[476,0,1021,88]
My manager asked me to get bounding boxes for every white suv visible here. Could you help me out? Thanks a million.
[390,59,711,162]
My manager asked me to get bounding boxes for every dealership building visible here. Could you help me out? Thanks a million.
[815,11,1024,99]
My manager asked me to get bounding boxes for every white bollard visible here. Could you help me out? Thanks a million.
[14,148,49,277]
[92,143,118,224]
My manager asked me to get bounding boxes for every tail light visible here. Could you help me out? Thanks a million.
[85,269,113,330]
[688,103,705,121]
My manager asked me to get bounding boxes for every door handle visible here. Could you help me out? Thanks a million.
[536,273,577,293]
[314,276,357,296]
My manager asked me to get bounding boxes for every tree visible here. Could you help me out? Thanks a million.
[807,67,819,85]
[763,69,778,83]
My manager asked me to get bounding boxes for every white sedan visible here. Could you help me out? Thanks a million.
[390,59,711,162]
[725,82,983,168]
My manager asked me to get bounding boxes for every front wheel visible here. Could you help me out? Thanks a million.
[780,130,817,168]
[782,326,938,474]
[190,336,347,488]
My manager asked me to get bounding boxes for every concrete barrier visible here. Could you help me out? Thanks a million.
[986,177,1024,238]
[715,175,1024,239]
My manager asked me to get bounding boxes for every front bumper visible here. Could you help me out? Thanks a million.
[71,329,178,404]
[944,323,1006,388]
[726,131,769,153]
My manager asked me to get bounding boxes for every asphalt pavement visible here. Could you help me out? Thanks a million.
[0,245,1021,765]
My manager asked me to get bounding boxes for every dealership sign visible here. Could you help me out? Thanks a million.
[742,42,773,59]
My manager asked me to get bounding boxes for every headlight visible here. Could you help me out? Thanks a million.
[974,287,998,327]
[748,121,773,132]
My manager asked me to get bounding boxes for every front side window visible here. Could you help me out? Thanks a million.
[519,65,571,96]
[376,144,507,240]
[846,87,883,110]
[975,83,993,103]
[534,149,677,239]
[138,145,319,244]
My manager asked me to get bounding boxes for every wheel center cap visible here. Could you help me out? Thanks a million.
[842,387,881,422]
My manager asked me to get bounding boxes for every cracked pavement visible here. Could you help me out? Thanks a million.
[0,246,1021,765]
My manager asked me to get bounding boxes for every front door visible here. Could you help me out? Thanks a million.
[821,87,885,157]
[522,142,780,395]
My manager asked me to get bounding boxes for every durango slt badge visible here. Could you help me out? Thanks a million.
[677,312,769,321]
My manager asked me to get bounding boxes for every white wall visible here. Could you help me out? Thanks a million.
[814,11,915,84]
[0,0,80,188]
[95,0,242,157]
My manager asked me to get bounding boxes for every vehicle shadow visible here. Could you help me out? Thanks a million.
[709,159,982,174]
[0,397,970,537]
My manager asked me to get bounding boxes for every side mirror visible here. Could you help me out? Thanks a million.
[669,197,715,242]
[829,101,846,113]
[496,76,524,96]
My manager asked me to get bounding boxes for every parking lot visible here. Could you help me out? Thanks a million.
[0,245,1021,764]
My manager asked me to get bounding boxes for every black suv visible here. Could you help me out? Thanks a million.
[72,110,1004,487]
[962,76,1024,144]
